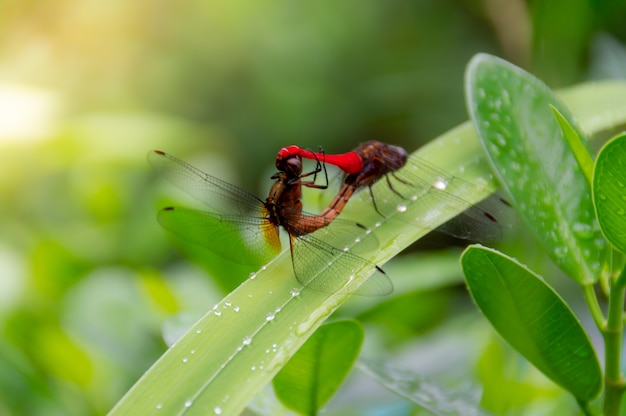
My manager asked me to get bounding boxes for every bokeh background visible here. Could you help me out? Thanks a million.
[1,1,626,415]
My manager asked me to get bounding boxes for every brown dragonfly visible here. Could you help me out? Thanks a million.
[278,140,507,241]
[148,150,392,296]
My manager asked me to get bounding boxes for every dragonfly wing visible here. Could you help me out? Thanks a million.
[148,150,264,215]
[434,193,508,241]
[288,208,379,255]
[290,234,392,296]
[158,207,280,265]
[373,157,507,241]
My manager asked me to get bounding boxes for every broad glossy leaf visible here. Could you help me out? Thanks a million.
[466,53,609,284]
[462,245,602,402]
[273,320,363,414]
[593,132,626,253]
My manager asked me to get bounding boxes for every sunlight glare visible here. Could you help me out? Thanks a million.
[0,84,58,144]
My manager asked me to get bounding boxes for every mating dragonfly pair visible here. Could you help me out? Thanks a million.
[148,141,503,296]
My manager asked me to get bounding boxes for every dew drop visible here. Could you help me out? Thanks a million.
[214,406,223,415]
[290,288,301,297]
[233,306,241,312]
[184,400,193,408]
[354,237,361,243]
[265,312,276,321]
[396,203,408,213]
[190,349,196,354]
[251,365,256,371]
[554,246,569,258]
[242,336,252,346]
[572,222,594,239]
[410,195,418,201]
[433,177,448,190]
[182,357,188,363]
[155,403,163,410]
[249,272,256,279]
[196,329,202,334]
[214,310,222,317]
[343,246,350,252]
[224,301,232,307]
[495,133,506,146]
[261,265,267,271]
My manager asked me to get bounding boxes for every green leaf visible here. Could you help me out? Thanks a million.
[593,132,626,254]
[273,320,363,415]
[358,358,487,416]
[461,245,602,402]
[466,53,609,284]
[551,105,594,185]
[109,78,626,415]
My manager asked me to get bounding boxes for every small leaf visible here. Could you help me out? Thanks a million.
[551,105,594,184]
[593,132,626,253]
[358,358,487,416]
[273,320,363,415]
[461,245,602,403]
[466,53,609,284]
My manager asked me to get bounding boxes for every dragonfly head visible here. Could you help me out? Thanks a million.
[275,153,303,178]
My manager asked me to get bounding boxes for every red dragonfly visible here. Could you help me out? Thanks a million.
[277,140,506,241]
[148,150,392,296]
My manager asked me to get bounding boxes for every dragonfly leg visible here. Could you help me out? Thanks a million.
[300,146,329,190]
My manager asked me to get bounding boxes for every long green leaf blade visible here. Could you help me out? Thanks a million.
[461,245,602,402]
[466,53,609,284]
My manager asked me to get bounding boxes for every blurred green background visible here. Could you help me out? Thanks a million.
[1,1,626,415]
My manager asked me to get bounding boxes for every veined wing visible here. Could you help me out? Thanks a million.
[373,156,507,241]
[148,150,265,216]
[157,206,281,266]
[290,233,392,296]
[283,207,379,254]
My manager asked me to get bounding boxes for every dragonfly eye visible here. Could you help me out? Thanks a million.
[276,155,302,177]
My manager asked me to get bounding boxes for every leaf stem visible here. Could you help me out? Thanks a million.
[583,284,606,329]
[603,267,626,415]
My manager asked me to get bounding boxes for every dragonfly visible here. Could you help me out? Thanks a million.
[277,140,508,241]
[148,150,393,296]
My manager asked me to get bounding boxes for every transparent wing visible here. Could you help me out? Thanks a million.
[157,206,281,265]
[148,150,264,216]
[370,156,508,242]
[283,205,380,253]
[290,234,392,296]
